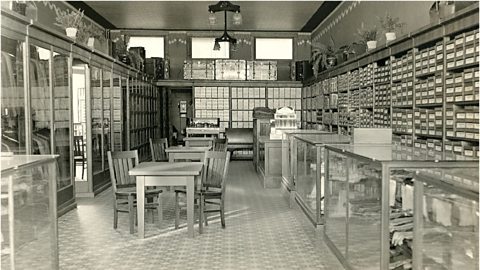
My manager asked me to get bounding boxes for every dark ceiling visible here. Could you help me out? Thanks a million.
[69,1,340,32]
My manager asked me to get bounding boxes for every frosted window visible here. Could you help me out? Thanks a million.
[255,38,293,60]
[128,37,164,58]
[192,38,229,59]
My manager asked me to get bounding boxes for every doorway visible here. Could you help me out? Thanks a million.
[168,87,192,145]
[72,62,89,195]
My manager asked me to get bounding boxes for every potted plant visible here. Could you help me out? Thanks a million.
[54,8,84,39]
[83,23,106,48]
[357,23,378,50]
[379,13,406,42]
[111,33,131,65]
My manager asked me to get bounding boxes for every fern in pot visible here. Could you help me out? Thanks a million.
[357,23,378,51]
[379,13,406,42]
[54,8,84,39]
[84,23,106,48]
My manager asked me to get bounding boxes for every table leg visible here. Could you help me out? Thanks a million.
[137,176,145,238]
[169,154,174,162]
[186,176,195,238]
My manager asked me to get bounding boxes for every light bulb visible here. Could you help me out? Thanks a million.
[213,41,221,51]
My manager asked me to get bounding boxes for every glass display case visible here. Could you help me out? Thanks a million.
[253,118,271,170]
[281,129,330,206]
[293,133,350,225]
[1,155,59,270]
[324,144,479,270]
[257,136,282,188]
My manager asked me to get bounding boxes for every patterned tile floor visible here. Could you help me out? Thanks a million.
[59,161,344,270]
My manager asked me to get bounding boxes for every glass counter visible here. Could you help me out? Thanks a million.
[293,133,350,225]
[1,155,59,270]
[324,144,479,270]
[281,129,330,206]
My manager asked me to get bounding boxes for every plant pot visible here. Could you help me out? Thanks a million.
[385,32,396,42]
[65,27,78,39]
[87,37,95,48]
[367,40,377,50]
[326,56,337,68]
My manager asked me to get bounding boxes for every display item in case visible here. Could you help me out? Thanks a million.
[1,155,59,270]
[270,107,298,140]
[323,144,478,270]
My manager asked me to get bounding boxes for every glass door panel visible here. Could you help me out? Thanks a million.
[91,66,103,174]
[53,51,71,189]
[112,73,122,151]
[1,36,25,154]
[102,69,112,169]
[29,45,51,155]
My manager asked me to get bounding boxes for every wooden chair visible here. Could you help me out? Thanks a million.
[107,150,163,234]
[174,151,231,234]
[150,138,169,162]
[213,138,228,152]
[73,135,85,179]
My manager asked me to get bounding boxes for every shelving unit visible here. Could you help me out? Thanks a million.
[302,5,479,160]
[193,86,230,129]
[128,78,161,161]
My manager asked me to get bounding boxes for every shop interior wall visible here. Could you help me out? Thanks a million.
[311,1,434,47]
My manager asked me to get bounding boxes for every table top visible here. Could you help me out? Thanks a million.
[165,146,211,153]
[183,137,214,141]
[129,162,203,176]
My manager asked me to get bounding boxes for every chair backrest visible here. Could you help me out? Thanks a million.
[73,136,84,157]
[150,138,168,162]
[107,150,139,193]
[213,138,228,152]
[201,151,230,190]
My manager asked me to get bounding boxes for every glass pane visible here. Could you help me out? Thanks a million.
[30,45,51,155]
[414,168,478,270]
[191,37,229,59]
[112,73,122,151]
[53,52,71,189]
[296,140,318,214]
[91,66,102,174]
[128,36,164,58]
[1,161,56,269]
[255,38,293,60]
[1,36,25,154]
[347,160,382,270]
[325,150,348,257]
[121,76,128,150]
[103,69,112,169]
[72,64,87,180]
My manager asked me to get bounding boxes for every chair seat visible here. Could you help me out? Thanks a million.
[117,187,163,196]
[174,188,221,197]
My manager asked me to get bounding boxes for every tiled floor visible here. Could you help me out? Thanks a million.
[58,161,343,270]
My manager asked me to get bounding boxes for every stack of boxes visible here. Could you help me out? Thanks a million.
[375,83,391,107]
[415,74,443,105]
[445,68,479,103]
[374,62,390,84]
[446,30,479,70]
[445,104,479,140]
[359,64,374,87]
[391,50,414,81]
[415,41,444,77]
[413,108,443,137]
[194,86,230,128]
[373,108,390,128]
[392,108,413,133]
[392,80,414,107]
[359,87,374,108]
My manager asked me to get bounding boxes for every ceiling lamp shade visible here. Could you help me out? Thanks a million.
[208,11,217,25]
[208,1,241,51]
[232,11,242,25]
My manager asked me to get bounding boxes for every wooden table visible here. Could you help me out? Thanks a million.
[129,162,203,238]
[183,137,214,147]
[165,146,210,162]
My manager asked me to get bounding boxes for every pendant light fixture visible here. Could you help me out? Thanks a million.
[208,1,241,51]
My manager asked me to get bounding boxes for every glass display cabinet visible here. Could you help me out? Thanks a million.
[281,129,330,206]
[1,155,59,270]
[293,133,350,225]
[253,118,272,171]
[324,144,479,270]
[257,135,282,188]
